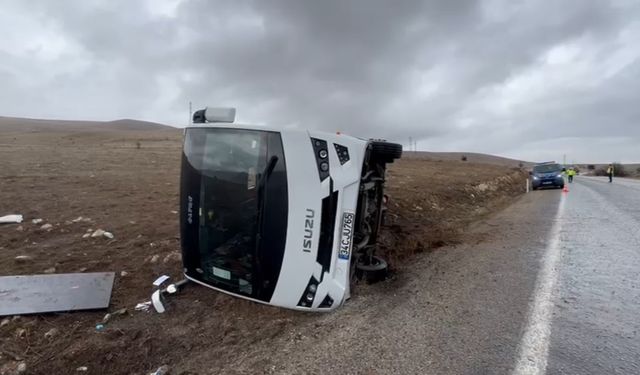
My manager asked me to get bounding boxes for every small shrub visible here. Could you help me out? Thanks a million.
[594,168,607,176]
[461,155,467,161]
[587,164,595,170]
[518,162,524,168]
[596,163,628,177]
[136,141,141,149]
[613,163,627,177]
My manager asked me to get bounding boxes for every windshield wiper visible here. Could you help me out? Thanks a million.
[254,155,279,296]
[258,155,279,190]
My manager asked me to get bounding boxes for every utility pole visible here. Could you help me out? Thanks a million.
[563,154,566,166]
[409,137,413,153]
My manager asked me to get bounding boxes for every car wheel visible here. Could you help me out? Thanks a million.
[370,141,403,163]
[355,255,388,283]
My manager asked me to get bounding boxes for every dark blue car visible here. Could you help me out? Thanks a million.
[531,163,565,190]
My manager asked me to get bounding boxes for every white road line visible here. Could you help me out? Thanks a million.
[513,195,566,375]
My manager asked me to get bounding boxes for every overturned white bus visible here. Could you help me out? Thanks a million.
[180,107,401,311]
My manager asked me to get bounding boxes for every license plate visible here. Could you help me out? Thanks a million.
[542,181,552,185]
[338,212,355,260]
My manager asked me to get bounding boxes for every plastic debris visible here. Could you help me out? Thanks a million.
[44,267,56,274]
[15,328,26,338]
[0,214,23,224]
[32,218,43,224]
[149,254,160,263]
[17,362,27,373]
[150,365,171,375]
[152,290,165,313]
[14,255,34,263]
[82,233,91,238]
[120,271,129,277]
[44,328,59,339]
[95,324,105,331]
[91,229,106,238]
[152,275,170,287]
[113,307,127,315]
[102,308,127,323]
[40,223,53,230]
[135,301,152,312]
[103,231,114,239]
[102,313,112,324]
[76,366,88,372]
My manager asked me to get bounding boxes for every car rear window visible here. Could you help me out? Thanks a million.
[533,164,562,173]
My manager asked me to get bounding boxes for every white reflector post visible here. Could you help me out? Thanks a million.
[204,107,236,123]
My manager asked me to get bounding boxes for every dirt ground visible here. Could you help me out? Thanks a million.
[0,123,527,375]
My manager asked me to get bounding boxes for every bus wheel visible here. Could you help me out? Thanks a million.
[355,255,388,283]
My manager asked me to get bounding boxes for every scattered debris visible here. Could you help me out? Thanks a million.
[102,308,127,324]
[151,277,190,313]
[40,223,53,230]
[95,324,105,331]
[113,307,128,316]
[1,318,10,327]
[90,229,106,238]
[76,366,89,372]
[103,231,114,239]
[44,267,56,274]
[0,273,115,316]
[149,254,160,263]
[71,216,84,223]
[82,233,91,238]
[170,210,178,214]
[32,218,43,224]
[153,275,170,286]
[163,251,181,263]
[17,362,27,374]
[101,313,112,324]
[14,255,34,264]
[135,301,152,312]
[120,271,129,277]
[16,225,24,231]
[0,214,23,224]
[76,267,88,273]
[150,365,171,375]
[15,328,26,338]
[44,328,59,339]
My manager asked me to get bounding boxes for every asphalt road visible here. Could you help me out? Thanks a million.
[246,176,640,375]
[543,177,640,375]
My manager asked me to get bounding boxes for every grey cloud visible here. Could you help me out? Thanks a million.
[1,0,639,161]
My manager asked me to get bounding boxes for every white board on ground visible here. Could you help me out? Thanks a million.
[0,272,115,316]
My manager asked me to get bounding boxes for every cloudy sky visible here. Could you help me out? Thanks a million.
[1,0,639,163]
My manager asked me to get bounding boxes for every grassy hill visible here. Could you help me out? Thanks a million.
[0,116,174,133]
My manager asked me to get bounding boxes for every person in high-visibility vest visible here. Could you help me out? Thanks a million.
[607,164,614,183]
[567,167,576,183]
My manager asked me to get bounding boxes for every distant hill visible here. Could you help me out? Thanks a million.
[0,116,175,133]
[407,151,533,167]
